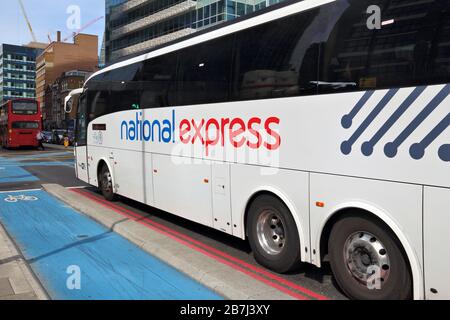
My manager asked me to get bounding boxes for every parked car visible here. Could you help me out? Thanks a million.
[50,129,75,145]
[42,131,52,143]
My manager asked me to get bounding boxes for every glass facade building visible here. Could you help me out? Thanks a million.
[0,44,43,104]
[105,0,284,64]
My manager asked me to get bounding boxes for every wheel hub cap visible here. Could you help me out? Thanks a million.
[256,210,286,255]
[343,232,391,288]
[103,172,112,192]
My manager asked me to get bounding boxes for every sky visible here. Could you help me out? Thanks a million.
[0,0,105,50]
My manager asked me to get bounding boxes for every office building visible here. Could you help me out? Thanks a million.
[0,44,44,104]
[105,0,284,63]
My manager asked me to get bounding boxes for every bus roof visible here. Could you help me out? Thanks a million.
[1,98,37,107]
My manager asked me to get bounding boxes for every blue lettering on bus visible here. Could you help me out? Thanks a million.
[121,109,176,143]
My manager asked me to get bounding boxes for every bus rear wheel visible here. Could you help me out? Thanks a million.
[247,195,301,273]
[99,164,116,201]
[328,214,412,300]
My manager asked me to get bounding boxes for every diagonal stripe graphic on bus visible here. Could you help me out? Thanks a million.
[384,84,450,158]
[362,86,426,156]
[439,144,450,162]
[341,90,375,129]
[341,89,399,155]
[409,113,450,160]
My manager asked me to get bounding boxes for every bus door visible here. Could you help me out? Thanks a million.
[74,92,89,183]
[212,162,232,234]
[424,187,450,299]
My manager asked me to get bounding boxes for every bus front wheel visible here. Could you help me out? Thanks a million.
[247,195,301,273]
[99,164,116,202]
[328,214,412,300]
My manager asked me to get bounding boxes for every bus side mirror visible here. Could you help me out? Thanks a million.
[65,88,83,114]
[65,97,73,114]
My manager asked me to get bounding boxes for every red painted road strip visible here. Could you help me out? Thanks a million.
[73,188,330,300]
[72,190,309,300]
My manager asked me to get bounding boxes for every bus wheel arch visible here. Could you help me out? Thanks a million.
[97,159,116,201]
[244,190,303,273]
[319,207,417,300]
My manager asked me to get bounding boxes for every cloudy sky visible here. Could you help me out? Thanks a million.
[0,0,105,49]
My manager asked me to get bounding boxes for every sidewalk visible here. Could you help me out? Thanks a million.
[0,223,48,300]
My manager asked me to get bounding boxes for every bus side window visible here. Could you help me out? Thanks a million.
[88,64,142,117]
[176,36,234,106]
[427,1,450,85]
[76,94,87,146]
[90,91,110,120]
[231,9,320,101]
[140,53,177,109]
[318,0,450,93]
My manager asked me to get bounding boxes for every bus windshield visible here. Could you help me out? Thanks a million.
[12,101,38,115]
[12,121,39,129]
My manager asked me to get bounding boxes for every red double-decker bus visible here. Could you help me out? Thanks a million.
[0,99,42,148]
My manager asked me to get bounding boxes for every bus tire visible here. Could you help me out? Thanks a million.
[328,214,412,300]
[99,164,116,202]
[247,195,301,273]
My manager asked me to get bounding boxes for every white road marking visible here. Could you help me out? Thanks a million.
[4,195,39,203]
[0,188,42,194]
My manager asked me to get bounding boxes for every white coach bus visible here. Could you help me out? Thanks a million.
[66,0,450,300]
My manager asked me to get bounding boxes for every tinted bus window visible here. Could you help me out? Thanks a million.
[177,36,234,106]
[232,8,320,101]
[12,121,39,129]
[140,53,177,109]
[427,1,450,85]
[319,0,450,93]
[88,63,142,120]
[89,91,110,121]
[12,101,38,114]
[76,94,88,146]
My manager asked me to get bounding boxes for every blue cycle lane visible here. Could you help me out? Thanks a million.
[0,152,74,184]
[0,189,222,300]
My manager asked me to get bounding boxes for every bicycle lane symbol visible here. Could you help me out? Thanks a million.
[4,195,39,203]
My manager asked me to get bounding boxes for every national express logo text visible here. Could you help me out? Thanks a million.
[120,110,281,155]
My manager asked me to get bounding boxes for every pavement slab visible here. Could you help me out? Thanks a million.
[0,222,47,300]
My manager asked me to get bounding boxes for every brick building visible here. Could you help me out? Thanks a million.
[47,70,90,130]
[35,33,98,126]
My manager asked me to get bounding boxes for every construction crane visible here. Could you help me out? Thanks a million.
[18,0,37,43]
[63,16,104,42]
